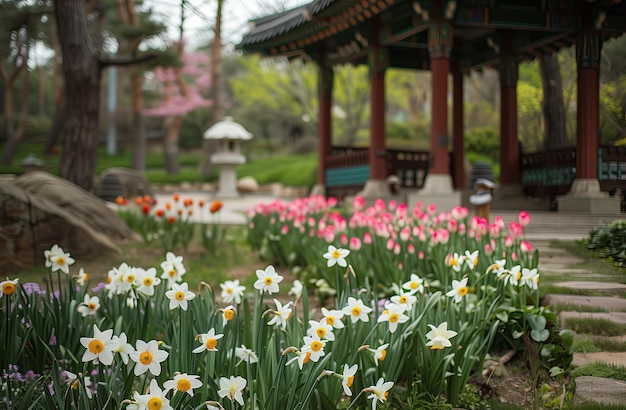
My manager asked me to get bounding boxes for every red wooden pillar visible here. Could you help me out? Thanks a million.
[428,22,453,176]
[576,31,600,180]
[317,64,333,186]
[499,33,521,185]
[452,68,465,189]
[368,47,388,180]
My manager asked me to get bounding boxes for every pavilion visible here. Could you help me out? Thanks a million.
[239,0,626,213]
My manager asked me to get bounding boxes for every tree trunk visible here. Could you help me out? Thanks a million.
[164,116,182,174]
[16,50,31,139]
[55,0,101,191]
[1,85,18,165]
[539,52,568,150]
[130,68,146,171]
[199,0,223,176]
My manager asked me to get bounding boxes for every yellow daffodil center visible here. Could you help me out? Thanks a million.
[535,277,540,283]
[430,344,445,350]
[224,309,235,320]
[177,378,191,392]
[106,276,112,284]
[147,397,162,409]
[310,341,323,352]
[88,340,103,354]
[71,379,80,390]
[326,316,335,325]
[127,274,135,283]
[316,327,326,338]
[88,303,97,310]
[303,352,311,364]
[140,351,153,365]
[450,258,457,266]
[458,287,468,296]
[351,307,361,317]
[399,295,407,304]
[473,258,478,267]
[410,282,418,290]
[82,273,89,281]
[382,309,389,315]
[516,272,522,281]
[2,283,16,295]
[168,269,176,278]
[206,338,217,350]
[226,287,233,294]
[264,276,273,286]
[332,249,341,258]
[57,257,65,265]
[378,349,387,361]
[143,277,153,286]
[346,375,354,387]
[175,291,185,301]
[389,313,399,323]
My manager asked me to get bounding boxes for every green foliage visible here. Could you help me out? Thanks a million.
[571,362,626,382]
[587,220,626,267]
[386,122,414,140]
[464,127,500,161]
[564,317,626,337]
[238,152,317,187]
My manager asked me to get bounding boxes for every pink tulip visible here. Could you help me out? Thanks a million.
[400,227,411,242]
[386,238,395,251]
[520,240,533,253]
[509,222,524,240]
[408,244,416,254]
[484,243,493,255]
[340,233,348,246]
[418,250,424,259]
[504,235,514,247]
[447,219,458,233]
[518,211,531,227]
[363,232,372,245]
[281,225,289,235]
[494,215,505,229]
[353,196,365,211]
[393,243,401,255]
[349,237,362,250]
[489,224,501,238]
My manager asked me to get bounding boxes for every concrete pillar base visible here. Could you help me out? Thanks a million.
[216,165,240,199]
[557,179,621,214]
[356,179,391,199]
[407,174,461,212]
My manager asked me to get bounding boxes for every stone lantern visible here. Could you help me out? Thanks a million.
[203,116,253,198]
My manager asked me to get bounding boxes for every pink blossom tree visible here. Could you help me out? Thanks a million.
[143,42,212,174]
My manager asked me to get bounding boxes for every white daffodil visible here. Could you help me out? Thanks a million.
[130,339,169,376]
[446,277,469,303]
[220,305,236,327]
[370,343,389,366]
[113,263,133,295]
[220,279,246,304]
[44,244,63,268]
[366,377,394,410]
[501,265,521,286]
[464,250,479,270]
[425,321,458,350]
[163,373,202,397]
[75,268,88,287]
[77,294,100,317]
[342,296,372,323]
[235,345,258,366]
[136,267,160,296]
[65,371,93,399]
[217,376,247,406]
[306,319,335,341]
[402,273,425,294]
[377,302,409,333]
[267,299,292,330]
[80,324,115,365]
[322,245,350,267]
[288,279,304,300]
[111,332,133,365]
[1,278,19,298]
[193,328,224,353]
[340,363,358,396]
[134,379,172,410]
[321,307,345,329]
[521,267,540,290]
[160,251,186,287]
[50,248,75,274]
[301,335,326,363]
[486,259,507,276]
[253,265,283,295]
[390,290,417,311]
[446,252,465,272]
[165,282,196,310]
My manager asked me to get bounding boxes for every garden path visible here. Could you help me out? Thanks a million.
[494,212,626,405]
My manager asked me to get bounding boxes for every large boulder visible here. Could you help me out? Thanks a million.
[0,172,138,274]
[97,167,152,202]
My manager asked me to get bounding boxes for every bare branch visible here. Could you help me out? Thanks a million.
[98,53,157,68]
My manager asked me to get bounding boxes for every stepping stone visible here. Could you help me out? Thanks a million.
[574,376,626,406]
[572,351,626,368]
[559,311,626,326]
[551,281,626,292]
[544,294,626,311]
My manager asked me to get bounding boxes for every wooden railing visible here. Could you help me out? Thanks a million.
[521,145,626,210]
[324,146,430,199]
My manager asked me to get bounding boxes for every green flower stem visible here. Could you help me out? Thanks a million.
[272,352,288,410]
[344,389,365,410]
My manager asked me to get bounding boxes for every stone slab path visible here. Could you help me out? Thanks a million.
[534,237,626,406]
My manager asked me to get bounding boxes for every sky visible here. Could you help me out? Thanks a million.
[147,0,308,50]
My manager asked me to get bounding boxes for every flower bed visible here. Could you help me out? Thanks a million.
[0,195,572,409]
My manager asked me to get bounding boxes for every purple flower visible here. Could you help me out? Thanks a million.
[22,282,41,296]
